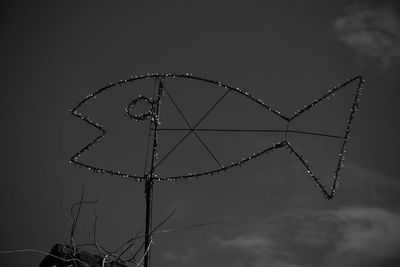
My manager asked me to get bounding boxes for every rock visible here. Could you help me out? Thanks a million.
[39,244,70,267]
[39,243,128,267]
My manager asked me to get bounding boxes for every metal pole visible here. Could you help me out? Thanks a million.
[144,79,163,267]
[143,179,153,267]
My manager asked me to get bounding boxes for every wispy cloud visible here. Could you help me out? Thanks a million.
[216,235,280,267]
[334,2,400,68]
[214,233,305,267]
[324,207,400,266]
[163,247,198,264]
[212,207,400,267]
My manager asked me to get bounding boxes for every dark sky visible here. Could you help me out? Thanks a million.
[1,1,400,266]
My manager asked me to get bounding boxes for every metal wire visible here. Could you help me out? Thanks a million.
[157,86,225,169]
[155,128,344,139]
[153,88,231,170]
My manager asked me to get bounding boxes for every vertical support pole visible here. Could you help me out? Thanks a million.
[143,179,153,267]
[144,78,164,267]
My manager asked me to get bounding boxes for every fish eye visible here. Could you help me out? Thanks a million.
[125,95,154,121]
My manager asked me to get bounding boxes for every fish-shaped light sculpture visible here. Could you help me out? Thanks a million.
[70,73,364,199]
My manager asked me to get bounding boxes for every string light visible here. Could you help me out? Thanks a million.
[70,73,364,198]
[283,76,364,198]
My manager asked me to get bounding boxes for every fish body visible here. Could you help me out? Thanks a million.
[70,73,364,199]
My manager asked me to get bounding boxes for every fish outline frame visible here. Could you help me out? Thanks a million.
[70,73,364,199]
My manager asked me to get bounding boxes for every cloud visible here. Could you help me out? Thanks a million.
[212,207,400,267]
[215,234,304,267]
[324,207,400,266]
[333,2,400,68]
[163,247,198,264]
[216,235,278,267]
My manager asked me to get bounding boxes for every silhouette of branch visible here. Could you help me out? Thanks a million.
[153,221,223,235]
[60,202,109,257]
[1,188,223,267]
[114,209,177,263]
[112,210,223,265]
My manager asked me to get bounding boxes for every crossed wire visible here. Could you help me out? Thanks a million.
[153,87,230,170]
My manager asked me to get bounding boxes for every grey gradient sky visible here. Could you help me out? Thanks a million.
[0,1,399,266]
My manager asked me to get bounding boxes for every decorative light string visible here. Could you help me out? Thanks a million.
[284,76,364,199]
[70,73,364,198]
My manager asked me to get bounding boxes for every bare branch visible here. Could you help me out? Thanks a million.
[114,232,142,262]
[115,209,176,263]
[57,192,221,267]
[93,208,98,240]
[60,186,106,258]
[136,238,153,267]
[70,185,86,242]
[153,221,223,235]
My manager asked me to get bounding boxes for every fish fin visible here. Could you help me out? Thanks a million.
[283,76,364,198]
